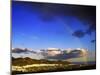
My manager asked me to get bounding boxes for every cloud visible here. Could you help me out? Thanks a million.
[12,48,95,61]
[72,30,85,38]
[72,24,96,38]
[38,3,96,24]
[13,1,96,40]
[67,51,96,62]
[37,3,96,39]
[91,40,96,43]
[12,48,36,54]
[44,50,87,60]
[46,50,95,62]
[46,54,78,60]
[12,48,44,59]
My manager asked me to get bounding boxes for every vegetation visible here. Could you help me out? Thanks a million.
[12,57,96,74]
[12,57,71,66]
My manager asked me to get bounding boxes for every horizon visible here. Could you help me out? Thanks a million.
[12,47,95,51]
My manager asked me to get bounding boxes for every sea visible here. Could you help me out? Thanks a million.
[72,61,96,65]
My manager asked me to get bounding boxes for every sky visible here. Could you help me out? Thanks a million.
[12,1,96,51]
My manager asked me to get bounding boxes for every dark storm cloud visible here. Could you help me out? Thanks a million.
[13,1,96,22]
[31,2,96,38]
[72,30,85,38]
[46,54,79,60]
[36,2,96,37]
[12,48,26,53]
[32,2,96,37]
[46,50,83,60]
[91,40,96,43]
[72,23,96,38]
[12,48,36,54]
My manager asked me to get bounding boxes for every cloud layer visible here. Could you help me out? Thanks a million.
[12,48,95,62]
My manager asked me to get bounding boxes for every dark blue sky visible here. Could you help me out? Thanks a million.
[12,1,96,51]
